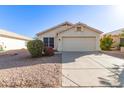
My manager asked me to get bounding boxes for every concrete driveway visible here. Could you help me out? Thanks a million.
[62,52,124,87]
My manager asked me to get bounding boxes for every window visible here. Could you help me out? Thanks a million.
[49,37,54,48]
[43,37,54,48]
[43,37,49,47]
[77,27,82,31]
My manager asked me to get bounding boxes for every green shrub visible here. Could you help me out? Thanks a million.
[100,35,114,50]
[119,43,124,47]
[27,39,43,57]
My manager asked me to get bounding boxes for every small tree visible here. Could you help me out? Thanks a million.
[27,39,43,57]
[100,35,114,50]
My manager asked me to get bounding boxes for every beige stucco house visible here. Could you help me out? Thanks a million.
[37,22,103,52]
[105,28,124,49]
[0,29,32,51]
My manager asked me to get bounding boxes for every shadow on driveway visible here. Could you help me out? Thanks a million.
[98,64,124,87]
[62,51,103,63]
[62,51,124,63]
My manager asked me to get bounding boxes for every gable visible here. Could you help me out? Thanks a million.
[37,25,73,38]
[36,22,73,36]
[58,23,103,35]
[58,25,101,37]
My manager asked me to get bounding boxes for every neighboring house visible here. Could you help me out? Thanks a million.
[0,29,32,51]
[37,22,103,51]
[105,28,124,48]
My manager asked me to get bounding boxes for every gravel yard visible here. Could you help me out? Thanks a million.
[0,49,62,88]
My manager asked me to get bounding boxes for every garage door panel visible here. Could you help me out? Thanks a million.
[62,37,96,51]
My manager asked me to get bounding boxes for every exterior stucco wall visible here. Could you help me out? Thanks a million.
[111,35,120,48]
[37,25,71,50]
[58,26,101,51]
[0,36,27,51]
[37,31,58,50]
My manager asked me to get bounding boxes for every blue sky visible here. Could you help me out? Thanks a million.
[0,5,124,38]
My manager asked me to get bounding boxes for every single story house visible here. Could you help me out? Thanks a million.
[0,29,32,51]
[105,28,124,48]
[37,22,103,51]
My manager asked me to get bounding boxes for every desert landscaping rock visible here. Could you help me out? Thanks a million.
[0,49,61,87]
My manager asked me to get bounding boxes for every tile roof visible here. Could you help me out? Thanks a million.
[0,29,32,41]
[106,28,124,35]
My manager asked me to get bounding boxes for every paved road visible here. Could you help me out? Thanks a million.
[62,52,124,87]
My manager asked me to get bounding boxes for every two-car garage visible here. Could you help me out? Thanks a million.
[62,37,96,51]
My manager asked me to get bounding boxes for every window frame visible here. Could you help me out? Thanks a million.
[43,37,54,48]
[43,37,49,47]
[49,37,54,48]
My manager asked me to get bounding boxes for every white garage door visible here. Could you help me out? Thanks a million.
[62,37,96,51]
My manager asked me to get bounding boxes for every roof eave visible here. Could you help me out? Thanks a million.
[58,22,103,34]
[0,34,32,41]
[36,21,73,36]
